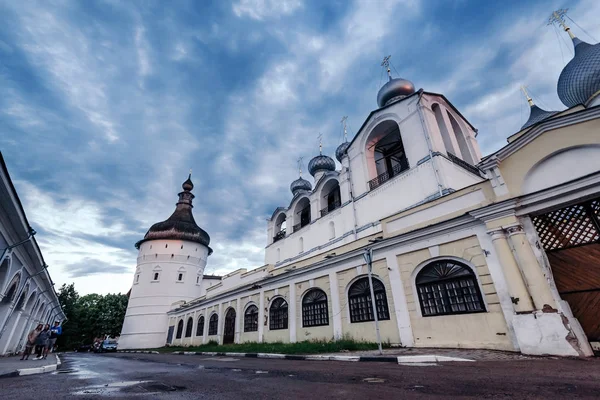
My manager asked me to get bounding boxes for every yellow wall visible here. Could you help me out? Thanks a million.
[338,259,402,344]
[397,236,513,350]
[499,118,600,196]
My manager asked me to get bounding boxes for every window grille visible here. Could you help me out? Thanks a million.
[302,289,329,327]
[208,314,218,335]
[244,305,259,332]
[196,316,204,336]
[416,260,485,317]
[532,200,600,251]
[348,277,390,323]
[269,298,288,330]
[175,320,184,339]
[185,317,193,337]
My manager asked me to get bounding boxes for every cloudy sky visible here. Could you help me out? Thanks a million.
[1,0,599,295]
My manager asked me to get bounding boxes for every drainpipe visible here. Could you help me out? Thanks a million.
[416,90,444,197]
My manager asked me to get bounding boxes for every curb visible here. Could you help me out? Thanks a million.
[116,350,473,364]
[0,354,61,379]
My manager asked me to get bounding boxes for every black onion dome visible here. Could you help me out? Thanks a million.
[290,177,312,194]
[335,142,350,162]
[377,77,416,108]
[308,154,336,176]
[521,105,558,130]
[557,38,600,108]
[135,176,211,253]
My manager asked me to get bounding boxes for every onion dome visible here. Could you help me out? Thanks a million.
[557,37,600,108]
[335,142,350,162]
[521,105,557,130]
[377,77,416,108]
[290,177,312,195]
[308,154,336,177]
[135,175,212,254]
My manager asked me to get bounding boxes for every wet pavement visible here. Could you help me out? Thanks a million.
[0,353,58,376]
[2,351,600,399]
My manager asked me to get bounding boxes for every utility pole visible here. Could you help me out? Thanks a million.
[363,248,383,355]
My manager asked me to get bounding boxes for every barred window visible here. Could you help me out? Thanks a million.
[302,289,329,327]
[185,317,193,337]
[196,316,205,336]
[208,314,218,335]
[269,298,288,330]
[416,260,485,317]
[175,319,184,339]
[244,305,259,332]
[348,277,390,323]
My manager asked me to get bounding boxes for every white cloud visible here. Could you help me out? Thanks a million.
[233,0,303,20]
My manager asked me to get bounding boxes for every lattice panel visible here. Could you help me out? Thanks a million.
[591,200,600,218]
[532,203,600,251]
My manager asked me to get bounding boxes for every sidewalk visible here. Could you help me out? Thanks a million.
[323,347,537,361]
[0,353,60,378]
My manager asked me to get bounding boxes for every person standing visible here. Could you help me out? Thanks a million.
[35,324,51,360]
[21,324,43,361]
[48,321,62,353]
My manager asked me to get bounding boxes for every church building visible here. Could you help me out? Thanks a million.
[119,15,600,357]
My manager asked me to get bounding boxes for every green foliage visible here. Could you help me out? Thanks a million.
[152,338,389,354]
[56,283,128,350]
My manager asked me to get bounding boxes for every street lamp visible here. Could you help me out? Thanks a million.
[363,247,383,355]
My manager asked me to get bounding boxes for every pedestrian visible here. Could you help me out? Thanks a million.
[35,324,51,360]
[48,321,62,353]
[21,324,43,361]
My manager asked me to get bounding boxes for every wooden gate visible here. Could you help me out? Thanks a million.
[532,199,600,343]
[223,308,236,344]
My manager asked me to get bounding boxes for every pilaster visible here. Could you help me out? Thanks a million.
[258,290,265,343]
[384,253,413,346]
[289,283,297,343]
[328,271,343,339]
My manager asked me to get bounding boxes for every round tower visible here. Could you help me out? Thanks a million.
[119,175,212,349]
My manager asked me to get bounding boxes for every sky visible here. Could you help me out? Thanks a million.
[1,0,599,295]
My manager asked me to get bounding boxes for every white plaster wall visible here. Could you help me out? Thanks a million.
[119,239,208,350]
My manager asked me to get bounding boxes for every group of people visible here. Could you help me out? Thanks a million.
[20,321,62,361]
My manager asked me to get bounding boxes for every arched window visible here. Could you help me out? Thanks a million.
[329,221,335,240]
[366,120,409,190]
[302,289,329,327]
[432,103,454,155]
[299,237,304,254]
[416,260,485,317]
[208,313,218,335]
[185,317,193,337]
[196,316,205,336]
[175,319,184,339]
[446,112,474,164]
[293,197,311,232]
[269,298,288,330]
[348,277,390,323]
[320,180,341,217]
[244,305,259,332]
[153,272,159,281]
[273,213,287,242]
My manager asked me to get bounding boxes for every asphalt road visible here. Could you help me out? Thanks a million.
[2,352,600,399]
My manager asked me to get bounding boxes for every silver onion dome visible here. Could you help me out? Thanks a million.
[377,77,416,108]
[557,37,600,108]
[335,142,350,162]
[308,154,336,177]
[290,177,312,195]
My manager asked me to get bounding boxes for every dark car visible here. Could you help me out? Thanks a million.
[75,343,93,352]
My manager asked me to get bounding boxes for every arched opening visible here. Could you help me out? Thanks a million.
[0,257,10,292]
[432,103,454,155]
[223,308,236,344]
[208,314,218,335]
[293,197,311,232]
[302,289,329,327]
[244,305,258,332]
[329,221,335,240]
[446,112,474,164]
[175,319,184,339]
[273,213,287,243]
[196,316,205,336]
[348,277,390,323]
[365,120,409,190]
[2,273,20,304]
[185,317,193,337]
[416,260,485,316]
[320,179,341,217]
[269,297,288,330]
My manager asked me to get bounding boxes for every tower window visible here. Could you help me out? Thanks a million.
[178,273,183,281]
[135,274,140,283]
[165,244,168,248]
[196,276,200,284]
[153,272,160,281]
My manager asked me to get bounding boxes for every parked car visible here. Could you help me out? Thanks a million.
[75,343,93,352]
[94,339,118,353]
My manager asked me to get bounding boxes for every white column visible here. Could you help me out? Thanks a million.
[384,254,414,347]
[235,297,242,344]
[1,311,22,354]
[328,271,343,340]
[202,308,208,344]
[289,283,297,343]
[217,303,223,345]
[258,290,265,343]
